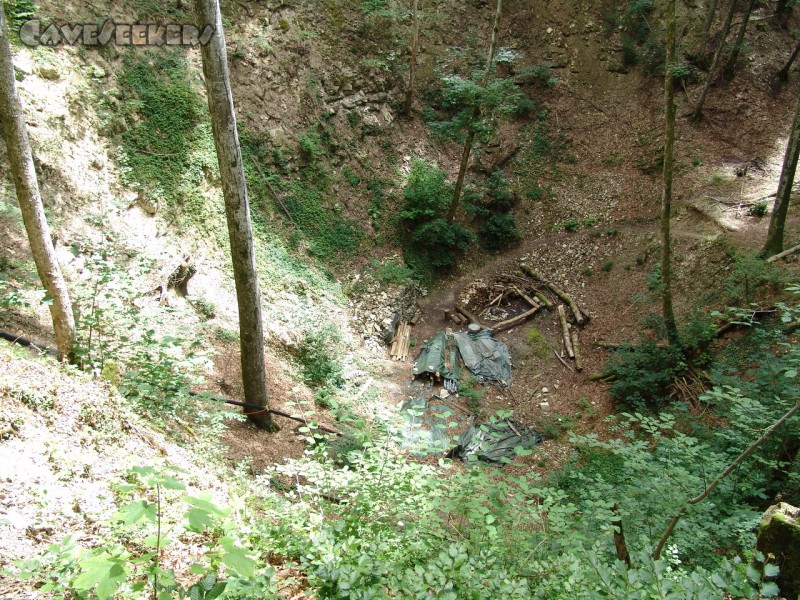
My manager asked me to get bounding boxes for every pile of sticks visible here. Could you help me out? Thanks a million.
[389,322,412,361]
[448,262,590,372]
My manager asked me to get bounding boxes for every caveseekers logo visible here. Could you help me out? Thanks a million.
[18,20,215,47]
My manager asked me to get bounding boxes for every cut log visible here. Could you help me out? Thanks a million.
[571,330,583,372]
[520,264,587,325]
[492,302,542,333]
[558,305,575,358]
[588,371,616,382]
[512,286,540,309]
[455,303,482,327]
[767,243,800,263]
[533,289,555,310]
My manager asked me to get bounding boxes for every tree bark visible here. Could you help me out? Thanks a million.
[662,0,679,342]
[778,39,800,82]
[722,0,757,80]
[692,0,737,121]
[446,0,502,223]
[194,0,273,430]
[403,0,419,116]
[776,0,792,28]
[699,0,720,61]
[763,91,800,257]
[0,9,75,362]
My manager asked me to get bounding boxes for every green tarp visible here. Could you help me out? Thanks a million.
[455,419,543,463]
[412,329,511,388]
[454,329,512,387]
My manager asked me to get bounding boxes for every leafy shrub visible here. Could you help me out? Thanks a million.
[297,327,343,389]
[399,159,452,223]
[607,339,686,410]
[299,131,324,161]
[373,259,416,284]
[725,254,785,304]
[400,159,475,271]
[3,0,34,29]
[563,219,579,232]
[749,201,768,217]
[479,213,521,250]
[410,218,476,268]
[458,376,485,412]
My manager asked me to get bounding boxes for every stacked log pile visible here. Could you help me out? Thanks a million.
[446,261,590,372]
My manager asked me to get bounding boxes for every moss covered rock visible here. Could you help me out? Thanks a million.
[757,503,800,600]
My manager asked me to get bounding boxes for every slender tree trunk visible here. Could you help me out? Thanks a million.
[763,91,800,257]
[723,0,757,80]
[776,0,792,28]
[403,0,419,116]
[692,0,737,121]
[0,9,75,361]
[778,39,800,82]
[446,0,502,223]
[700,0,720,62]
[662,0,679,342]
[194,0,274,430]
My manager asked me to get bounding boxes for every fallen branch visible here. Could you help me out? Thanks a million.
[455,303,483,327]
[652,400,800,559]
[571,330,583,372]
[767,243,800,263]
[557,305,575,359]
[553,348,574,373]
[588,371,616,382]
[492,302,542,333]
[533,290,555,310]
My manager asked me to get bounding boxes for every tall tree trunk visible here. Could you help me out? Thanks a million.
[662,0,679,341]
[194,0,274,430]
[723,0,757,79]
[403,0,419,116]
[700,0,720,62]
[692,0,737,121]
[0,9,75,361]
[446,0,502,223]
[778,39,800,82]
[776,0,792,28]
[763,91,800,257]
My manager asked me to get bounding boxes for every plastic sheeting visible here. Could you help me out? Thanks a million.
[412,329,511,388]
[412,331,462,385]
[398,397,468,456]
[455,419,543,463]
[454,329,512,387]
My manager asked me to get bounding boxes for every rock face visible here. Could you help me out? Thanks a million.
[756,503,800,600]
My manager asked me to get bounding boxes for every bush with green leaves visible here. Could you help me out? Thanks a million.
[606,313,716,410]
[725,253,785,304]
[479,213,521,251]
[297,326,343,389]
[399,158,452,223]
[400,159,476,271]
[16,466,277,599]
[425,54,533,147]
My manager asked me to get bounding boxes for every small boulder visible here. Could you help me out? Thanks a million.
[756,503,800,600]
